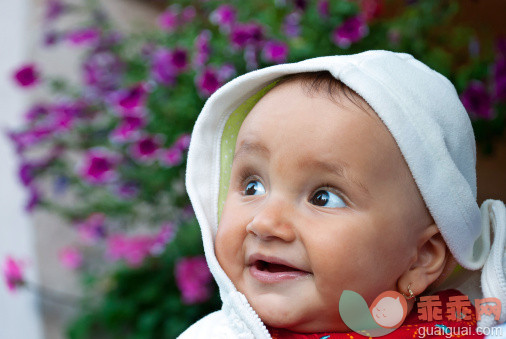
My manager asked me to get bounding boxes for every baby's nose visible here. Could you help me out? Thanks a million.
[246,197,297,242]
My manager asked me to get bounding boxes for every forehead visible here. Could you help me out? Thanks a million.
[235,80,407,185]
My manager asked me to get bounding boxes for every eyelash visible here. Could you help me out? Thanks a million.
[237,168,348,204]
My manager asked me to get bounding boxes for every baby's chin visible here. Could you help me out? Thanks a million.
[250,294,348,333]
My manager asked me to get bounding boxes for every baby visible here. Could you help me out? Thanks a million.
[180,51,506,338]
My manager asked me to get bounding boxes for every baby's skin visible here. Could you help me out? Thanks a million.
[215,78,448,332]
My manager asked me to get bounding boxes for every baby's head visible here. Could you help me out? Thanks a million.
[215,72,449,332]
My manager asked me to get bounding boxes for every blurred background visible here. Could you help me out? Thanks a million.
[1,0,505,338]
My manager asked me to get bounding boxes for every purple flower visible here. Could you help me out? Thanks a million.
[292,0,307,11]
[174,133,191,151]
[18,162,34,187]
[26,186,41,212]
[2,256,25,292]
[110,112,147,143]
[262,41,289,64]
[157,9,179,32]
[58,246,83,270]
[317,0,329,18]
[109,83,148,114]
[283,12,301,38]
[77,213,106,245]
[8,128,51,153]
[151,48,177,85]
[244,46,258,70]
[171,48,188,71]
[78,148,120,185]
[45,0,66,22]
[196,68,221,97]
[494,57,506,101]
[193,30,212,68]
[44,31,60,46]
[24,104,49,122]
[175,256,212,304]
[83,51,124,94]
[182,6,196,23]
[66,28,101,46]
[217,63,236,82]
[114,182,139,199]
[150,223,176,255]
[460,80,494,120]
[159,147,183,167]
[210,5,236,31]
[12,64,39,88]
[333,16,369,48]
[50,100,86,132]
[230,23,264,49]
[129,134,164,163]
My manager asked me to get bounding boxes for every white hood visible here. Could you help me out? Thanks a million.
[185,50,506,335]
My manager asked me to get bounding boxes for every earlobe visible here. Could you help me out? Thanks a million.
[396,223,447,298]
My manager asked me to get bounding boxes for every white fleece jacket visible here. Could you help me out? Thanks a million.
[179,50,506,338]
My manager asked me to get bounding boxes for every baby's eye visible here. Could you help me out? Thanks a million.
[244,180,266,196]
[310,189,346,208]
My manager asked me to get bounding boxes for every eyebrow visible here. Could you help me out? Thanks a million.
[233,141,270,162]
[233,141,370,197]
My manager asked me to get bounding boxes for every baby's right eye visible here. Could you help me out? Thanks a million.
[244,180,266,196]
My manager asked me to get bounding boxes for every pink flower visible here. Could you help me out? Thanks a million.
[76,213,106,245]
[109,83,148,114]
[12,64,39,87]
[262,41,289,64]
[210,5,236,31]
[159,147,183,167]
[332,16,369,48]
[106,234,155,267]
[196,67,221,97]
[460,80,494,120]
[78,148,120,185]
[3,256,25,292]
[66,28,101,46]
[58,246,83,270]
[129,134,164,163]
[157,9,179,32]
[109,111,147,143]
[175,256,212,304]
[175,133,191,151]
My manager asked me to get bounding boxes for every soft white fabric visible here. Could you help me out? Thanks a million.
[181,50,506,337]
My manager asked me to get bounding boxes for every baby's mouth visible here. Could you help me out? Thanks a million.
[253,260,307,273]
[248,254,311,284]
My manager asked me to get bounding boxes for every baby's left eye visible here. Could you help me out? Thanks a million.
[310,189,346,208]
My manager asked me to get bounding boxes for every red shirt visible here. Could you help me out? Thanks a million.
[268,289,484,338]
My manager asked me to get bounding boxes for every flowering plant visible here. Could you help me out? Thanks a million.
[5,0,505,337]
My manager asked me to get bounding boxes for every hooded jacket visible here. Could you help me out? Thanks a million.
[179,50,506,338]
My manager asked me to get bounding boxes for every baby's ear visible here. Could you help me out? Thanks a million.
[396,224,447,297]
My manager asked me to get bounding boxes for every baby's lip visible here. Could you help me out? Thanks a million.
[247,252,311,273]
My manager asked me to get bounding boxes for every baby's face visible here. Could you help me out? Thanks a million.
[215,81,430,332]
